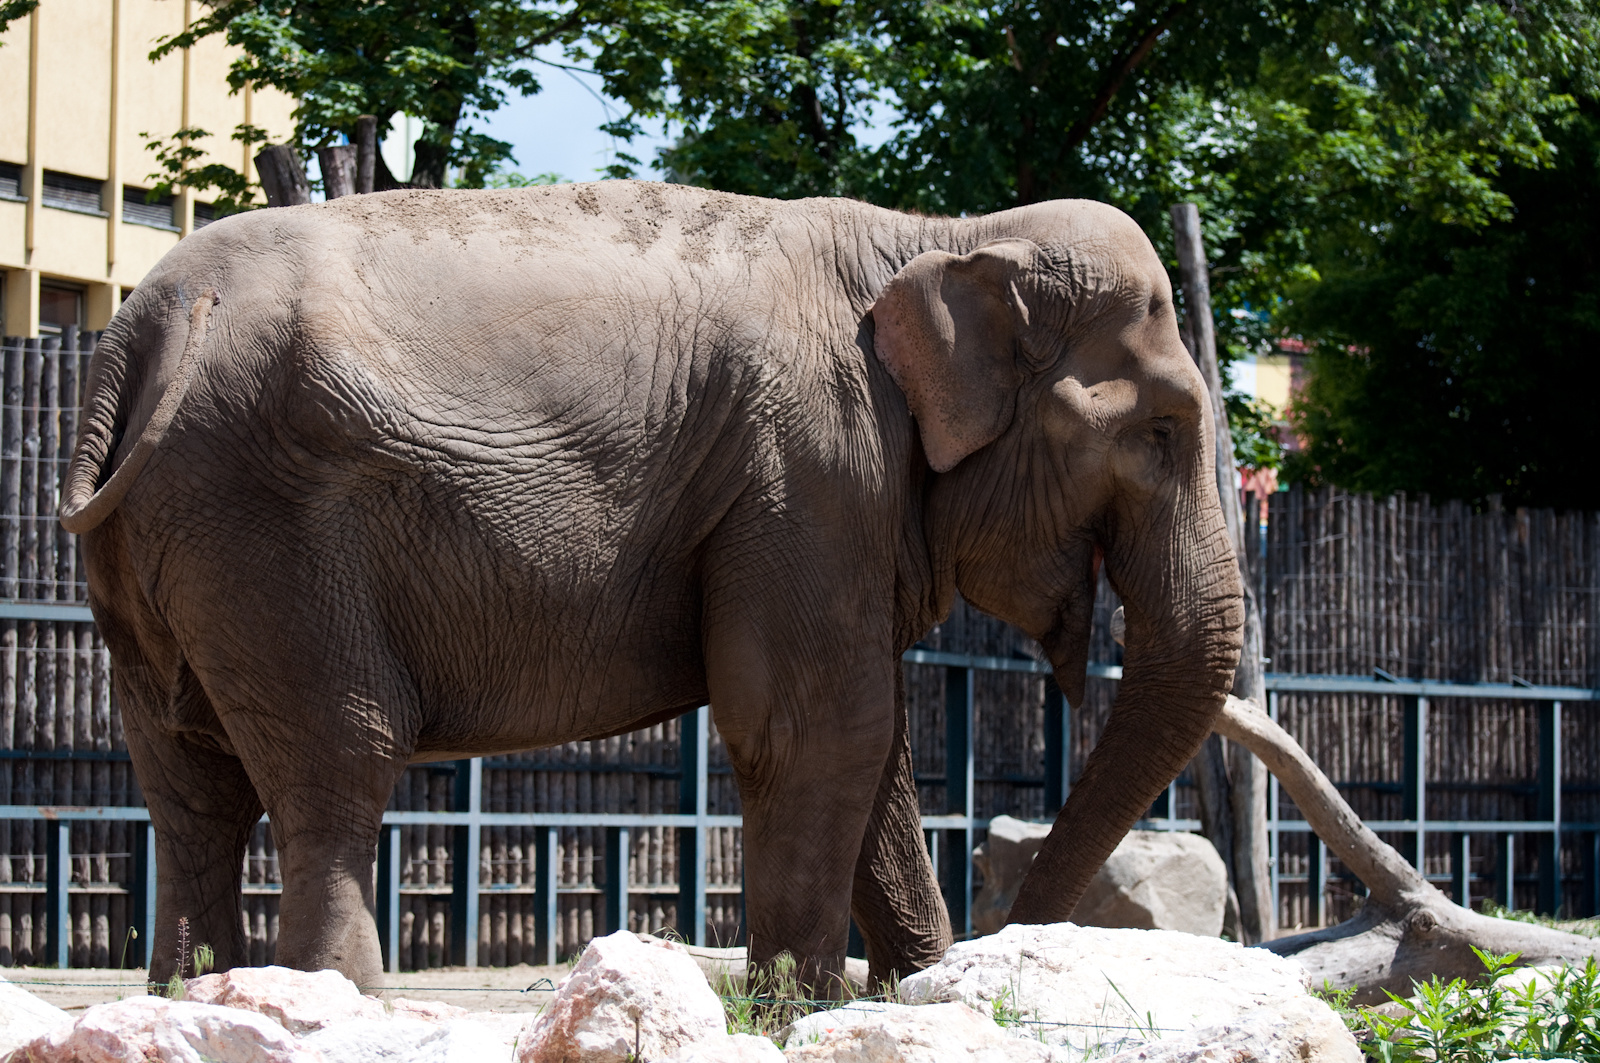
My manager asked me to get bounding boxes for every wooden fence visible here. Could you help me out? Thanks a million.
[2,330,1598,968]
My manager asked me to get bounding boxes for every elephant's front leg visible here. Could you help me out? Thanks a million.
[706,616,896,997]
[851,670,952,985]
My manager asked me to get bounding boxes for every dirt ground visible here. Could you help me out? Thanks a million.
[2,963,571,1014]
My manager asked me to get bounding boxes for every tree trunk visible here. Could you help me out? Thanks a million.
[1170,202,1274,944]
[254,145,311,207]
[355,116,379,195]
[318,145,356,200]
[1215,696,1600,1003]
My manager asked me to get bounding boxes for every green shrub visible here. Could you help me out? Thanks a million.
[1360,949,1600,1062]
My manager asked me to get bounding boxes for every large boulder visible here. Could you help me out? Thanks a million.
[517,929,732,1063]
[11,995,321,1063]
[784,1001,1068,1062]
[0,976,72,1056]
[184,964,388,1033]
[972,820,1227,936]
[900,923,1358,1062]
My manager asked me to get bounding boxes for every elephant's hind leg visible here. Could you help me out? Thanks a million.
[219,681,411,989]
[123,708,263,985]
[851,673,951,985]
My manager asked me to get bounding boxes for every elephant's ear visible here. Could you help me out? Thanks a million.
[871,238,1040,472]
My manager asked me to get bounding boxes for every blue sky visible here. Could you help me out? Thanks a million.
[471,49,899,183]
[475,50,671,182]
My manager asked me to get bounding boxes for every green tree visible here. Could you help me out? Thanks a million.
[152,0,580,188]
[1283,97,1600,510]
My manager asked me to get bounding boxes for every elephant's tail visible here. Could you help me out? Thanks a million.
[59,288,218,535]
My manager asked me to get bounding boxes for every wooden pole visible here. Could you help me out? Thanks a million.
[355,116,378,195]
[253,145,311,207]
[317,144,356,200]
[1170,202,1275,943]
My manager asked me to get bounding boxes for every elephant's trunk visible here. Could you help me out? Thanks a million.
[1006,451,1243,926]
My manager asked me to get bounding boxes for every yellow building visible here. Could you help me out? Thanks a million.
[0,0,295,337]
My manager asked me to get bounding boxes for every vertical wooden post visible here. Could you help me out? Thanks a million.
[449,758,480,966]
[317,145,357,199]
[1043,678,1070,813]
[534,826,558,965]
[355,116,379,194]
[1170,202,1274,944]
[1537,701,1562,915]
[604,827,630,936]
[376,824,401,973]
[253,145,311,207]
[942,667,974,938]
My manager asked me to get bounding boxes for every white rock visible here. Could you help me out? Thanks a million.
[12,995,320,1063]
[302,1015,516,1063]
[184,964,388,1033]
[0,975,72,1056]
[899,923,1347,1058]
[972,820,1226,937]
[1101,997,1359,1063]
[663,1032,785,1062]
[783,1001,1067,1062]
[517,929,728,1063]
[457,1011,531,1051]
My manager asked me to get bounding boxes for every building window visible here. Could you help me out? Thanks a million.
[39,283,84,334]
[122,186,177,231]
[0,162,23,202]
[193,201,217,228]
[41,171,106,216]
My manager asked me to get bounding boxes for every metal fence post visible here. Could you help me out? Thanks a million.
[677,705,708,947]
[376,824,401,973]
[943,667,975,938]
[1538,701,1563,915]
[45,818,70,968]
[130,821,156,969]
[535,826,559,965]
[1043,678,1070,812]
[1501,833,1517,908]
[1585,832,1600,919]
[450,758,481,966]
[605,827,631,935]
[1307,835,1326,928]
[1401,695,1427,870]
[1451,833,1471,909]
[1268,691,1281,922]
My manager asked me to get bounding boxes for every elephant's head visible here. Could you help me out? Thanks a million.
[871,202,1243,924]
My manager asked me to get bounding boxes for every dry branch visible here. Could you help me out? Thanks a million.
[1215,695,1600,1003]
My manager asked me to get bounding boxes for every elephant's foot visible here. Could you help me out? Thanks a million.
[271,829,387,988]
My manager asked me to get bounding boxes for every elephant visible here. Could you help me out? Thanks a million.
[60,180,1242,991]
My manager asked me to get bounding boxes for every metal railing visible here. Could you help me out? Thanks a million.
[1,600,1596,968]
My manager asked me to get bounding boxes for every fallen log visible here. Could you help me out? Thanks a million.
[1215,695,1600,1003]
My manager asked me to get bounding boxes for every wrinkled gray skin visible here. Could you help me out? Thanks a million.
[61,181,1241,991]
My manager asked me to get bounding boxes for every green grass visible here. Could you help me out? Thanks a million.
[1342,948,1600,1062]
